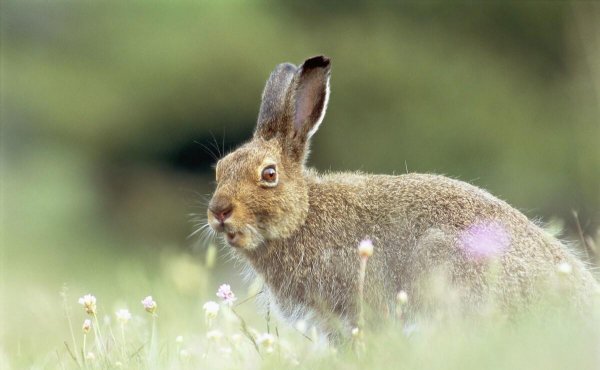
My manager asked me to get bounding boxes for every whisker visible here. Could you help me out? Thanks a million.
[221,128,226,158]
[188,223,212,238]
[209,131,223,159]
[193,227,219,253]
[247,225,265,245]
[194,140,220,162]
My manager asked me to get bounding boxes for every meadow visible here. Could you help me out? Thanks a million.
[2,2,600,369]
[3,228,600,370]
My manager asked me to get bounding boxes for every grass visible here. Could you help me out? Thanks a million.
[3,234,600,370]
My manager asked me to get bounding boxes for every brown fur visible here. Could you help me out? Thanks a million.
[207,56,599,338]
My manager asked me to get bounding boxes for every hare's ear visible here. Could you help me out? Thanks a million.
[254,56,331,163]
[289,56,331,145]
[254,63,297,140]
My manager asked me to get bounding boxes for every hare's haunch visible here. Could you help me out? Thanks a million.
[207,56,598,338]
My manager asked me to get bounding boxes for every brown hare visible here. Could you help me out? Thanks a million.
[206,55,598,338]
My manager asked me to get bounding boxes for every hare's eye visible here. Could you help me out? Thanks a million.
[261,165,277,183]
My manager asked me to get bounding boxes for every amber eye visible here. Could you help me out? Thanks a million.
[261,165,277,183]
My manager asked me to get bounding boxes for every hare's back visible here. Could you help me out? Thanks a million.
[334,172,529,229]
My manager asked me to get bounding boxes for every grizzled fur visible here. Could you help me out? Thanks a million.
[207,56,599,338]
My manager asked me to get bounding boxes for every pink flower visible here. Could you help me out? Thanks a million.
[216,284,237,305]
[141,296,157,314]
[459,221,510,261]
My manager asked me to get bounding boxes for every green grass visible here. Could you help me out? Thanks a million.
[3,240,599,370]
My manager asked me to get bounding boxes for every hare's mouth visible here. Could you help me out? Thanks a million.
[226,231,242,247]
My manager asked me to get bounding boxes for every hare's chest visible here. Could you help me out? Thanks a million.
[259,248,359,325]
[264,275,355,338]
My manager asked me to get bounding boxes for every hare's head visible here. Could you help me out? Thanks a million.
[207,56,331,249]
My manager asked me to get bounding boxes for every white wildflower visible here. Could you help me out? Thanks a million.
[358,239,374,258]
[295,320,307,334]
[78,294,97,315]
[397,290,408,305]
[203,301,220,320]
[115,309,132,325]
[256,333,276,353]
[206,330,223,341]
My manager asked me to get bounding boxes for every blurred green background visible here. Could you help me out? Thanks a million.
[1,0,599,362]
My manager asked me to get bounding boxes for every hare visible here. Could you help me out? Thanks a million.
[207,55,598,338]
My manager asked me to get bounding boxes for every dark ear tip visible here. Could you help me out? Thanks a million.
[302,55,331,70]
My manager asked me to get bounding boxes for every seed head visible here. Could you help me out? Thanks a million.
[358,239,374,258]
[82,319,92,334]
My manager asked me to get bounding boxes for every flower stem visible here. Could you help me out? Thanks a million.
[354,255,368,355]
[148,314,158,370]
[231,307,261,355]
[358,256,367,329]
[82,334,87,367]
[120,324,127,360]
[92,314,106,358]
[60,286,80,366]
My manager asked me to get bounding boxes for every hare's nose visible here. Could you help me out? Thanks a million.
[209,199,233,223]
